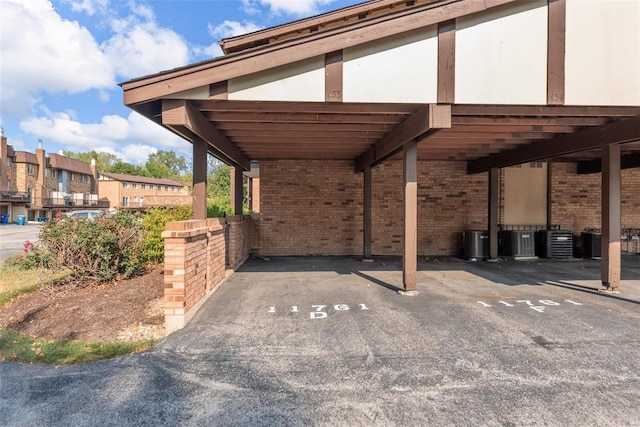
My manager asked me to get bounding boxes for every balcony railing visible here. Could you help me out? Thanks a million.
[35,197,110,208]
[0,191,30,203]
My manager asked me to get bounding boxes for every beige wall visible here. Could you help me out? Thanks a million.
[99,179,189,208]
[503,163,548,226]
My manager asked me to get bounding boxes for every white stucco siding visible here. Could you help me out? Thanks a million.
[565,0,640,106]
[342,27,438,103]
[455,1,548,105]
[228,57,325,101]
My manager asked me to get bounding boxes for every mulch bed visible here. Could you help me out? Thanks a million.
[0,267,165,343]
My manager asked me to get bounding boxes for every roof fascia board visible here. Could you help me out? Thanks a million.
[577,152,640,174]
[355,104,451,171]
[161,100,251,170]
[123,0,517,105]
[221,0,410,54]
[467,116,640,174]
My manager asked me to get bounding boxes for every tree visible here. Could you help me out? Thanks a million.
[109,161,148,176]
[145,150,190,179]
[64,150,119,171]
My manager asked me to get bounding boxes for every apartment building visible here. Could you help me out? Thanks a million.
[0,135,108,222]
[98,172,191,210]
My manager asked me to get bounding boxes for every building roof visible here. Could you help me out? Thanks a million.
[99,172,186,187]
[7,145,15,158]
[48,153,93,175]
[14,151,38,164]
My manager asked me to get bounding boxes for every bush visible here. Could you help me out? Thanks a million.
[39,211,144,282]
[141,206,193,263]
[1,240,50,272]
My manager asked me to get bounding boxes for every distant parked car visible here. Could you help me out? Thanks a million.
[64,210,104,220]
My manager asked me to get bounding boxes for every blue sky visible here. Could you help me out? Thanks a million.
[0,0,362,164]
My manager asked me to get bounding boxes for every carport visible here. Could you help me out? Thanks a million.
[121,0,640,302]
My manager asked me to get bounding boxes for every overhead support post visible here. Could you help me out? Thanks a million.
[363,166,372,260]
[230,167,243,216]
[488,168,499,260]
[403,141,418,291]
[355,104,451,172]
[601,144,621,290]
[192,137,207,220]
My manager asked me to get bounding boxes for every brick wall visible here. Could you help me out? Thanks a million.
[258,160,487,256]
[549,163,640,231]
[161,216,255,334]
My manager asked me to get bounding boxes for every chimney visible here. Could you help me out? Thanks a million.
[90,158,99,194]
[35,141,47,202]
[58,149,64,156]
[38,139,43,149]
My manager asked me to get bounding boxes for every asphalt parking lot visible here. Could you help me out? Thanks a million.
[1,255,639,426]
[0,223,41,261]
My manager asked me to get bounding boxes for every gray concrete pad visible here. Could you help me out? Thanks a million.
[1,255,640,426]
[0,224,41,262]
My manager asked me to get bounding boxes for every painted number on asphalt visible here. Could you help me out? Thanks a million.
[267,303,370,319]
[477,299,582,313]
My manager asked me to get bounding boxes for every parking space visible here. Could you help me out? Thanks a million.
[0,223,41,261]
[2,255,639,425]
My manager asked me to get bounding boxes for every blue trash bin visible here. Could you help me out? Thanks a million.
[17,215,26,226]
[0,214,8,224]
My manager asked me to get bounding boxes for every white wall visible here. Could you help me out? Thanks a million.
[343,26,438,103]
[455,0,548,105]
[565,0,640,106]
[228,57,325,101]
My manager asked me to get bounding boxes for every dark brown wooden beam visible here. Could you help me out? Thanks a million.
[192,137,207,219]
[218,122,395,132]
[355,104,451,171]
[467,116,640,174]
[162,99,250,170]
[577,152,640,174]
[437,19,455,104]
[207,112,406,124]
[196,100,418,114]
[601,144,621,290]
[209,81,228,100]
[452,105,640,117]
[547,0,566,105]
[231,166,244,215]
[325,50,343,102]
[403,140,418,291]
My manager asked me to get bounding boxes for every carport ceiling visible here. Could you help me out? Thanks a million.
[156,99,640,165]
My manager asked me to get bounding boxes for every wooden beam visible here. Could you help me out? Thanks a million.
[601,144,621,290]
[231,166,244,215]
[355,104,451,171]
[467,116,640,174]
[325,50,343,102]
[547,0,566,105]
[437,19,455,104]
[162,100,250,170]
[403,141,418,291]
[122,0,517,105]
[452,105,640,117]
[577,152,640,174]
[192,137,207,219]
[209,81,228,100]
[218,122,395,132]
[196,100,418,114]
[206,112,407,124]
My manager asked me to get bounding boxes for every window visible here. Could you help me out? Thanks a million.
[133,196,138,201]
[149,184,154,190]
[164,185,168,191]
[122,196,129,207]
[83,175,90,183]
[141,183,146,190]
[133,183,138,189]
[45,169,49,178]
[171,186,175,192]
[51,169,57,178]
[70,173,76,181]
[123,182,129,189]
[26,164,35,175]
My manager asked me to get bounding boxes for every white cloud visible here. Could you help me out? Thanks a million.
[0,0,115,117]
[208,20,263,39]
[61,0,110,16]
[19,110,191,164]
[243,0,334,16]
[102,4,190,78]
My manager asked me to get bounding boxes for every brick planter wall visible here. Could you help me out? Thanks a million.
[161,216,254,335]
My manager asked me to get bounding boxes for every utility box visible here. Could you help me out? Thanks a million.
[536,230,573,259]
[582,231,602,259]
[463,230,489,260]
[499,230,536,258]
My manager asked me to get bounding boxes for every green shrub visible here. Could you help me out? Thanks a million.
[1,241,50,272]
[141,206,193,263]
[39,211,144,282]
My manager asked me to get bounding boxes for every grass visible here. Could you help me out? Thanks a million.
[0,330,156,364]
[0,265,157,364]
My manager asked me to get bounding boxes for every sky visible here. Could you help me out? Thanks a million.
[0,0,363,164]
